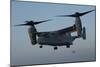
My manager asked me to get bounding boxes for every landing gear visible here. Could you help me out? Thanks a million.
[66,43,70,48]
[39,45,43,48]
[54,46,58,50]
[66,45,70,48]
[31,41,36,45]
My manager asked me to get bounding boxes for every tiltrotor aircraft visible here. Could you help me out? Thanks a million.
[16,10,95,50]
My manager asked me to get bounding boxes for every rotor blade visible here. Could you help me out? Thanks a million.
[34,19,52,25]
[79,10,95,16]
[24,21,29,23]
[15,24,27,26]
[56,14,76,17]
[56,9,95,17]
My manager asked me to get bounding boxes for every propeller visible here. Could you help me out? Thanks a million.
[33,19,52,25]
[15,19,52,26]
[56,9,95,17]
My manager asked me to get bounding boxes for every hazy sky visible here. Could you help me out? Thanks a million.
[11,1,96,66]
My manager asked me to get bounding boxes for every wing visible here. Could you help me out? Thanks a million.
[37,24,76,36]
[57,24,76,34]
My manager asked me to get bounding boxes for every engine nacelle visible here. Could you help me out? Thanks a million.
[28,26,37,45]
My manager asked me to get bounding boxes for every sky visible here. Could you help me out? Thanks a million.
[11,0,96,66]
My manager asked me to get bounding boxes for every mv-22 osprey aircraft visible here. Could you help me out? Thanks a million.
[16,10,95,50]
